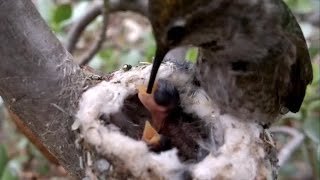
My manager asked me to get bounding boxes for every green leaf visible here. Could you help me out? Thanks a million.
[99,49,114,59]
[89,55,104,70]
[70,1,91,22]
[35,0,55,23]
[0,155,29,180]
[303,117,320,144]
[16,138,28,150]
[311,62,319,85]
[185,47,199,63]
[53,4,72,24]
[36,163,50,175]
[0,167,18,180]
[284,0,313,13]
[145,45,156,62]
[317,145,320,163]
[308,99,320,112]
[121,49,142,65]
[278,162,297,177]
[97,49,120,72]
[143,33,156,62]
[0,145,8,177]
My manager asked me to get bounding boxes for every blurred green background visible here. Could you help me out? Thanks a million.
[0,0,319,179]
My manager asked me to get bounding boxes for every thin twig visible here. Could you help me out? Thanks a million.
[79,0,109,66]
[65,0,148,64]
[65,3,102,53]
[269,126,305,167]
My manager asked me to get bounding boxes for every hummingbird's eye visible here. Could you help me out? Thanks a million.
[231,60,249,72]
[166,20,186,45]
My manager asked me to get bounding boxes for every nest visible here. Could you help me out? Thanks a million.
[73,61,278,180]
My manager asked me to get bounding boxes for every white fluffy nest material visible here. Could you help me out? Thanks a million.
[74,61,277,180]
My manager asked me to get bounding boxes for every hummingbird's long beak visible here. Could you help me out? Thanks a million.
[147,47,169,94]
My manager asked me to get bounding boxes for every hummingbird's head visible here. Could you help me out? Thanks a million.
[147,0,229,93]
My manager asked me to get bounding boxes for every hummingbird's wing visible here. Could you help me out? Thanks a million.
[279,0,313,112]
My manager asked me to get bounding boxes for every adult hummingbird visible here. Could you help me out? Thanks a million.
[146,0,313,124]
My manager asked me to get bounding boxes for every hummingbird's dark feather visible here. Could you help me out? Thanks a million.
[278,0,313,112]
[148,0,313,123]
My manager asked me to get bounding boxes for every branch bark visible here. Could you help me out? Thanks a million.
[0,0,86,178]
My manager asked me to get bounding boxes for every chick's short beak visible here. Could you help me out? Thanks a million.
[147,47,169,94]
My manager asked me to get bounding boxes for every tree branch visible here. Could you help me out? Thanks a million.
[0,0,86,178]
[270,126,305,167]
[79,0,109,66]
[65,2,102,53]
[65,0,148,61]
